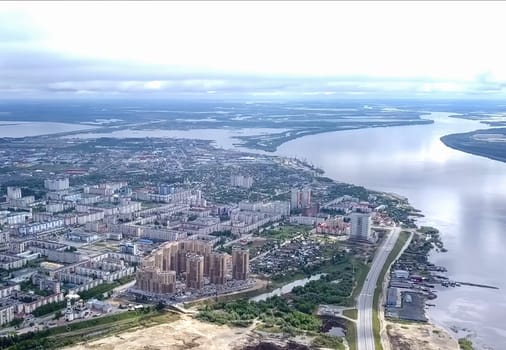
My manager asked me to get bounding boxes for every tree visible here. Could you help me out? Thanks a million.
[9,318,23,328]
[155,301,165,311]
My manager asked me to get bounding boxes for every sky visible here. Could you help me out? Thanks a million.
[1,0,506,99]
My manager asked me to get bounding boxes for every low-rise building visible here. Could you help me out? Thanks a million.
[86,299,112,313]
[120,242,137,255]
[66,230,100,243]
[0,284,20,298]
[18,219,65,236]
[0,254,26,270]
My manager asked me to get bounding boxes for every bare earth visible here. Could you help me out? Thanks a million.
[65,315,273,350]
[386,321,459,350]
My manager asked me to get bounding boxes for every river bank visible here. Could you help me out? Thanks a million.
[441,127,506,164]
[273,111,506,349]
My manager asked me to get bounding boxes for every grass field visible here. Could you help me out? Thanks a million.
[345,318,357,350]
[259,224,309,241]
[343,308,358,320]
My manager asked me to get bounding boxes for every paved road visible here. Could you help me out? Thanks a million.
[357,226,401,350]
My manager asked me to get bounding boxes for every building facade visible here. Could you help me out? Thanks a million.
[232,247,249,280]
[290,188,311,209]
[349,212,372,241]
[186,254,204,289]
[209,252,228,285]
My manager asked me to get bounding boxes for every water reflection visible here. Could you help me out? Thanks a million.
[250,274,325,302]
[274,112,506,349]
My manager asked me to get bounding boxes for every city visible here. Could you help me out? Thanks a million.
[0,133,428,349]
[2,1,504,350]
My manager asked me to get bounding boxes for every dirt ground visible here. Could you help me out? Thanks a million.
[386,321,459,350]
[64,315,251,350]
[64,315,312,350]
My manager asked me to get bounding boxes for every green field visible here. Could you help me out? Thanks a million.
[343,308,358,320]
[259,224,309,241]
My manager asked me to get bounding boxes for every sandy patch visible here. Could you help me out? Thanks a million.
[386,321,458,350]
[65,315,255,350]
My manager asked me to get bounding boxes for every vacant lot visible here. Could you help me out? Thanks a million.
[386,321,458,350]
[65,315,254,350]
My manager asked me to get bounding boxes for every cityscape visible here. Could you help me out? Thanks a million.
[0,133,456,350]
[1,1,505,350]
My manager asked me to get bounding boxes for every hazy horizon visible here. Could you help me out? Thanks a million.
[1,1,506,100]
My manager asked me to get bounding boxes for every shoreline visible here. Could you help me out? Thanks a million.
[441,130,506,164]
[291,150,456,338]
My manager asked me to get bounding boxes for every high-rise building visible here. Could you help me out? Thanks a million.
[44,178,69,191]
[290,188,311,209]
[136,239,236,294]
[136,266,176,294]
[209,252,228,285]
[186,254,204,289]
[6,187,22,200]
[177,240,212,275]
[232,247,249,280]
[230,175,254,189]
[349,212,372,241]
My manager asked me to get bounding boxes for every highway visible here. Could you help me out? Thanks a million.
[357,226,401,350]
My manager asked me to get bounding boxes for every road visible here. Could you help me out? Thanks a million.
[357,226,401,350]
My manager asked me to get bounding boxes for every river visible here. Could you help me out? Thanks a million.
[274,112,506,349]
[0,121,94,137]
[250,274,326,302]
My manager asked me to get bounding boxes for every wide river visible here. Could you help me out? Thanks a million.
[274,112,506,349]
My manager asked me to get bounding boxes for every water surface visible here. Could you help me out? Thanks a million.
[274,112,506,349]
[250,274,325,302]
[0,121,94,137]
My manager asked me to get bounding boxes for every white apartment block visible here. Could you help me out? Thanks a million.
[0,254,27,270]
[230,175,254,189]
[44,178,69,191]
[0,305,14,326]
[0,231,9,244]
[18,219,65,236]
[349,212,372,241]
[6,187,22,200]
[0,284,20,298]
[76,202,141,216]
[135,189,202,205]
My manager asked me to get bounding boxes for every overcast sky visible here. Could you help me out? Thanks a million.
[1,1,505,99]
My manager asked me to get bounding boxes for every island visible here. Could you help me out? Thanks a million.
[441,127,506,163]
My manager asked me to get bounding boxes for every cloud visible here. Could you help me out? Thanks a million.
[0,11,39,44]
[0,16,505,99]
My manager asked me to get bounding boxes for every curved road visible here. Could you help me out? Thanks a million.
[357,226,401,350]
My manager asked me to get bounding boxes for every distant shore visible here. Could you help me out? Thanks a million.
[441,127,506,163]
